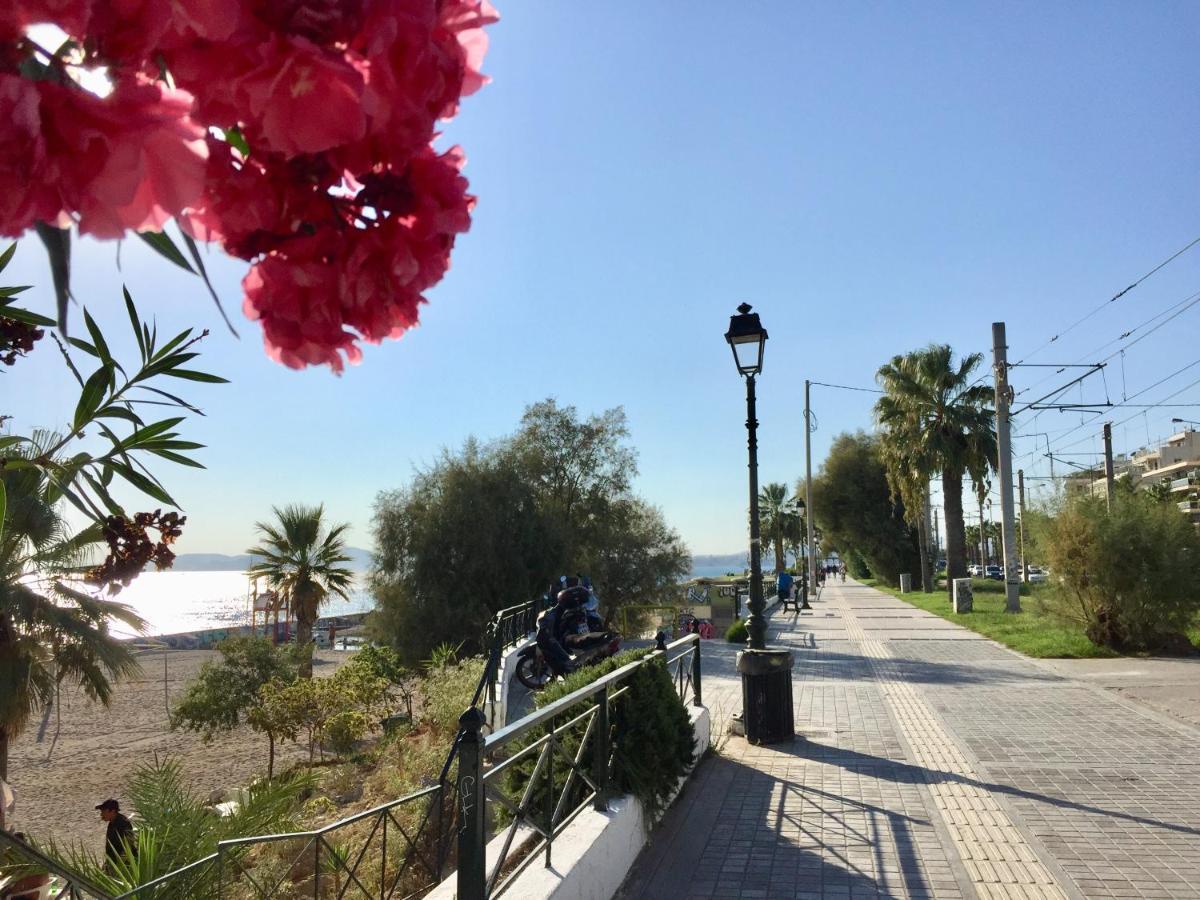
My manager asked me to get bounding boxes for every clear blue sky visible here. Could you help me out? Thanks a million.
[9,2,1200,557]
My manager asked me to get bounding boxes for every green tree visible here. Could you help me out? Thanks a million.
[807,432,921,587]
[247,505,355,678]
[758,482,797,574]
[369,400,687,664]
[1035,491,1200,651]
[172,635,300,737]
[875,345,996,596]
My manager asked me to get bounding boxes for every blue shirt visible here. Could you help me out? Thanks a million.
[776,572,794,593]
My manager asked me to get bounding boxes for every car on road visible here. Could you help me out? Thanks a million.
[985,565,1003,580]
[967,564,982,577]
[1026,566,1048,584]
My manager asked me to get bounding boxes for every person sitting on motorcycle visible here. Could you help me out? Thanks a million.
[535,587,582,677]
[559,584,611,652]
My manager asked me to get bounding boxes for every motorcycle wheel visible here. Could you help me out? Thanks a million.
[515,652,552,691]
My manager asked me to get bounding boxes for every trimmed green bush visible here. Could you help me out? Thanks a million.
[725,618,748,643]
[502,647,695,828]
[1035,492,1200,652]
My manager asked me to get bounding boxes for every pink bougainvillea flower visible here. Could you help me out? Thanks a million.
[236,35,366,156]
[404,144,474,240]
[338,219,423,341]
[38,77,207,238]
[0,74,60,236]
[243,241,362,372]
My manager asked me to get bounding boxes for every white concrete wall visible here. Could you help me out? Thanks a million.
[486,634,534,730]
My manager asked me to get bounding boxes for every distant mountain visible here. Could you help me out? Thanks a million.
[691,553,748,569]
[170,547,374,572]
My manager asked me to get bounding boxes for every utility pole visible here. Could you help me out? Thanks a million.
[932,508,940,557]
[922,489,934,591]
[977,495,986,567]
[804,379,816,599]
[1017,469,1027,582]
[1103,422,1115,510]
[992,322,1021,613]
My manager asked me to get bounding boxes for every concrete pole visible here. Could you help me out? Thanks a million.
[992,322,1021,613]
[1018,468,1028,582]
[978,495,986,568]
[804,379,816,599]
[1103,422,1115,510]
[932,508,940,557]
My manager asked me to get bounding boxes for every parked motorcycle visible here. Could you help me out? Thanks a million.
[514,632,622,691]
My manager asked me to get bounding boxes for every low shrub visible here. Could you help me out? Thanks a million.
[725,618,748,643]
[1034,492,1200,652]
[502,647,695,828]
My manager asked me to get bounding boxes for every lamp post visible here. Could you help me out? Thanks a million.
[725,304,794,745]
[1172,417,1200,428]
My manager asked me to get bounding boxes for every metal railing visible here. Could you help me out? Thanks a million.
[454,633,702,900]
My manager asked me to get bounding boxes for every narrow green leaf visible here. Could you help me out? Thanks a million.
[124,416,185,447]
[80,468,126,517]
[136,385,205,415]
[124,287,147,362]
[95,405,144,426]
[147,329,193,364]
[74,367,112,430]
[0,243,15,273]
[166,369,229,384]
[147,448,205,468]
[223,126,250,156]
[83,307,116,368]
[34,221,71,333]
[0,285,32,297]
[68,337,99,357]
[138,230,195,273]
[1,304,56,327]
[0,435,29,451]
[108,460,179,507]
[180,228,239,337]
[137,438,204,451]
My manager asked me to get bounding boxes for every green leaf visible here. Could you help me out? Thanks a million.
[147,329,193,364]
[80,468,126,517]
[108,460,179,507]
[0,480,6,544]
[0,435,29,451]
[166,369,229,384]
[1,303,56,327]
[136,385,205,415]
[223,126,250,156]
[34,221,71,333]
[0,285,32,297]
[0,243,15,273]
[137,439,204,451]
[124,416,185,447]
[124,287,147,362]
[147,448,205,468]
[95,405,144,427]
[68,337,99,357]
[74,366,113,430]
[138,230,195,273]
[83,307,116,368]
[180,229,238,337]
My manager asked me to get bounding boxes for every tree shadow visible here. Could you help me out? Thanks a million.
[619,751,936,899]
[786,738,1200,840]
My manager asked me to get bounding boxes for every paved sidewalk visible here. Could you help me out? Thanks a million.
[618,579,1200,899]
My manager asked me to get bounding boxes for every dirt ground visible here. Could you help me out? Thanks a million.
[7,647,353,854]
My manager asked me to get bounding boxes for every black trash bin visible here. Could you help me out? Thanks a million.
[737,649,795,745]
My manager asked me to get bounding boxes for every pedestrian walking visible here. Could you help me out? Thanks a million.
[95,799,136,870]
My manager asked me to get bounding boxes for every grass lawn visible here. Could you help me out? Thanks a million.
[861,578,1119,658]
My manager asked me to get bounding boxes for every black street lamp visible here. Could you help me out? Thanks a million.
[725,304,795,745]
[1172,417,1200,428]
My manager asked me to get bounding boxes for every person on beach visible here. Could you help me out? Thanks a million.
[95,799,136,870]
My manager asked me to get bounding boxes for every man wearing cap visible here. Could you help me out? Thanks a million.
[95,799,136,869]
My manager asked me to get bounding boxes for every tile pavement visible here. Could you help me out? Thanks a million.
[617,579,1200,899]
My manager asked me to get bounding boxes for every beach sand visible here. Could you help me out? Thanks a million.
[7,647,353,854]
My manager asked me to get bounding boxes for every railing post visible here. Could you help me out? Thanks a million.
[456,707,487,900]
[592,685,610,812]
[691,636,703,708]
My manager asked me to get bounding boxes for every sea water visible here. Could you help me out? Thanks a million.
[108,570,376,638]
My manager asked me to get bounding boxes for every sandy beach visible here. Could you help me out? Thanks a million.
[7,647,354,854]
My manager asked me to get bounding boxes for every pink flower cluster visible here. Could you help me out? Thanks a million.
[0,0,496,370]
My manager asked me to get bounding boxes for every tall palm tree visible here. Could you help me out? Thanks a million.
[758,483,798,574]
[875,345,996,592]
[247,505,354,678]
[0,455,144,807]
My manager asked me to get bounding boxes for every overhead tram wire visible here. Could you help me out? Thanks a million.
[963,235,1200,394]
[807,381,885,394]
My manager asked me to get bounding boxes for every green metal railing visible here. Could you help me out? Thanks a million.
[454,632,702,900]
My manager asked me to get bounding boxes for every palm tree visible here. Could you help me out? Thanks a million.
[875,345,996,592]
[0,454,144,808]
[757,483,793,574]
[247,505,355,678]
